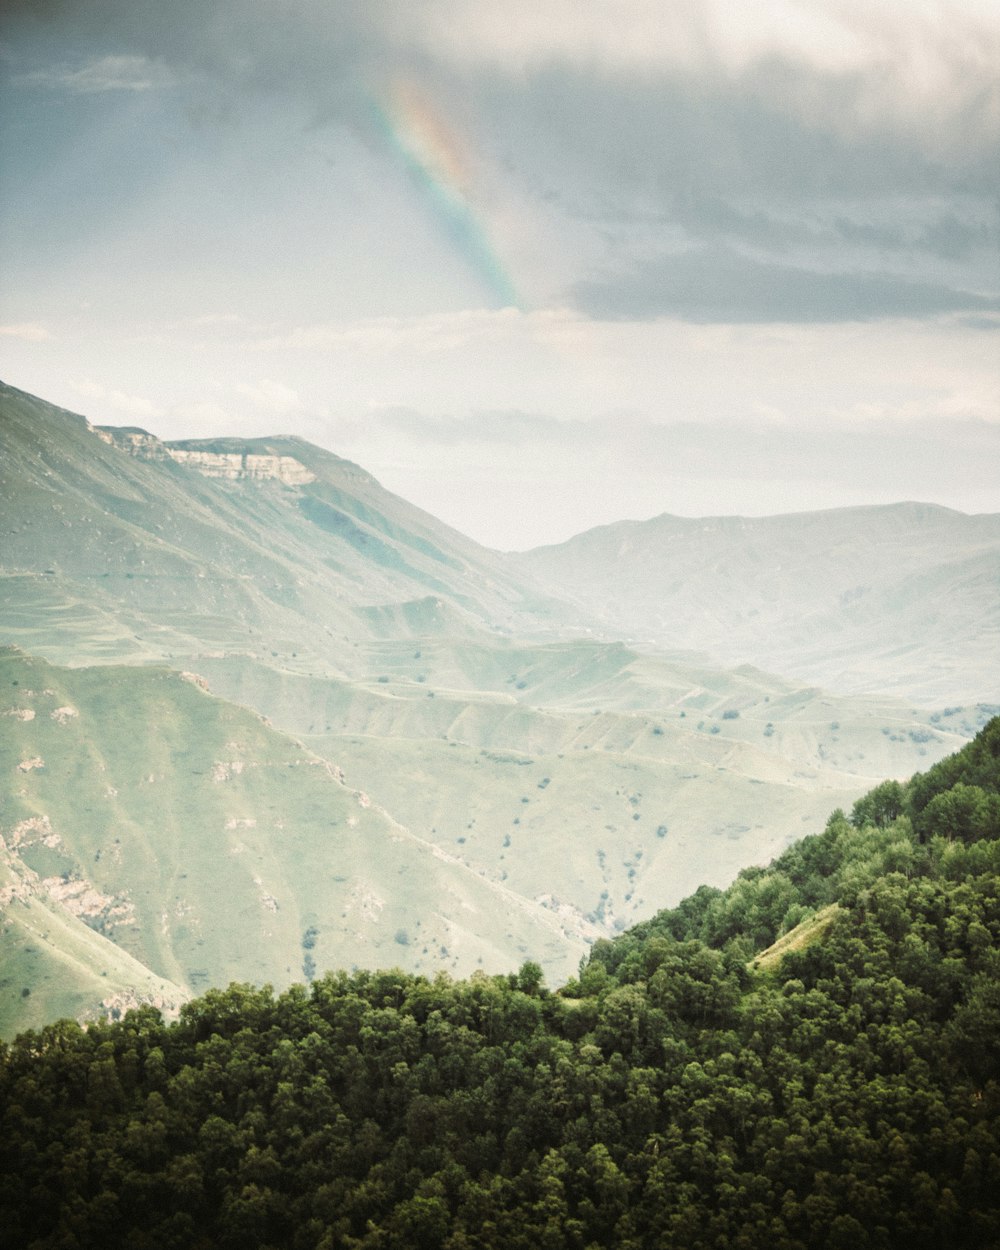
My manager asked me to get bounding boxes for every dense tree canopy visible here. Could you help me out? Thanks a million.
[2,720,999,1248]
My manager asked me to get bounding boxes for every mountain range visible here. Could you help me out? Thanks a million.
[1,379,997,1036]
[513,504,1000,704]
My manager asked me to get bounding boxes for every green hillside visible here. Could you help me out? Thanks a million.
[0,648,592,1036]
[194,645,978,935]
[2,720,997,1249]
[6,643,971,1034]
[0,852,188,1038]
[0,380,567,671]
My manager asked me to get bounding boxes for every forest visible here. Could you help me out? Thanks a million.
[2,719,998,1249]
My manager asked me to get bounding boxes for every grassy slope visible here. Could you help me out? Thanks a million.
[1,382,992,1035]
[0,649,593,1037]
[0,381,567,672]
[0,854,188,1037]
[750,903,842,972]
[191,646,973,939]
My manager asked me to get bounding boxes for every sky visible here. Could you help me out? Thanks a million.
[1,0,998,550]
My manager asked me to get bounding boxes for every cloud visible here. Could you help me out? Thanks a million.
[417,0,998,85]
[345,406,576,447]
[236,379,301,412]
[5,1,998,324]
[457,29,999,317]
[72,379,162,420]
[920,213,994,262]
[189,313,244,326]
[168,400,233,430]
[0,322,51,340]
[958,313,1000,332]
[573,247,1000,323]
[254,307,530,355]
[14,54,176,93]
[12,3,996,165]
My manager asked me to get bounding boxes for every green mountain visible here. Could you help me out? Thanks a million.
[0,379,567,670]
[4,640,970,1037]
[194,643,980,934]
[1,380,994,1032]
[513,504,1000,704]
[2,719,997,1249]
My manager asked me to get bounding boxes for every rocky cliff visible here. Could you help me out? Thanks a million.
[165,448,316,484]
[93,426,316,484]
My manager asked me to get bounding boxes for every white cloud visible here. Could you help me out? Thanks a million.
[416,0,1000,80]
[236,379,301,412]
[72,379,162,421]
[15,54,176,94]
[189,313,244,327]
[166,401,234,432]
[253,308,527,357]
[0,323,51,341]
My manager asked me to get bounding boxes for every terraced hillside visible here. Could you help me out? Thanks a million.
[193,642,979,959]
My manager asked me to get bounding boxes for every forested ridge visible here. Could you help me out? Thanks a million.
[3,721,999,1249]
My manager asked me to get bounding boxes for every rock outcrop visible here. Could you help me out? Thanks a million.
[93,425,316,484]
[94,426,171,460]
[165,448,316,484]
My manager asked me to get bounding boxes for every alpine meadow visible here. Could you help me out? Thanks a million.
[2,1,999,1247]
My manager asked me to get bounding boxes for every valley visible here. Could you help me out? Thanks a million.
[1,379,996,1037]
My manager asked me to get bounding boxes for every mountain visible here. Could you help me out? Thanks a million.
[0,379,569,671]
[4,635,973,1038]
[512,505,1000,704]
[1,380,994,1033]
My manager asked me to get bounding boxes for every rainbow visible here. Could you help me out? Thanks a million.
[370,79,521,310]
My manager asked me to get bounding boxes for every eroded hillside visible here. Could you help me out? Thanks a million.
[0,649,597,1036]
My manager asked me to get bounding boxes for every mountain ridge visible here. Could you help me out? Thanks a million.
[513,497,1000,704]
[2,378,996,1037]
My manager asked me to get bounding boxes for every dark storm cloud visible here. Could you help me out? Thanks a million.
[573,247,1000,323]
[474,61,982,209]
[5,0,998,323]
[11,2,997,195]
[1,0,399,127]
[465,49,998,318]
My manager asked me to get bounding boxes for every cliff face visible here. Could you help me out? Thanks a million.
[165,448,316,484]
[94,426,171,460]
[93,426,316,484]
